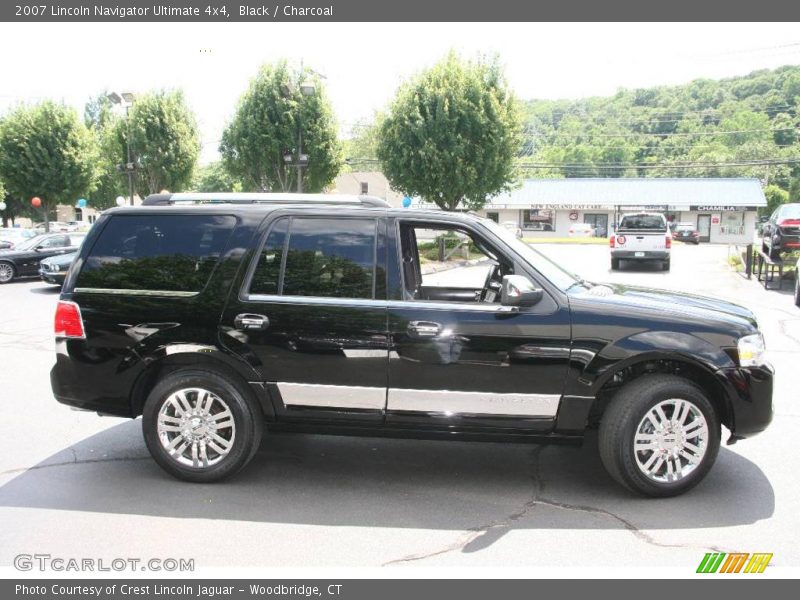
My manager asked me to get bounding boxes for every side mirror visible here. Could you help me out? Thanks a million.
[501,275,543,308]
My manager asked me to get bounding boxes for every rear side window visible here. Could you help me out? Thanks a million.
[249,217,377,299]
[77,214,235,292]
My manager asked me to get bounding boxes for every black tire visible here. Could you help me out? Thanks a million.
[662,259,671,271]
[611,258,620,270]
[598,375,720,497]
[142,369,263,482]
[0,261,15,284]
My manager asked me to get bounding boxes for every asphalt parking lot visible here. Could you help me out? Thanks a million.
[0,242,797,572]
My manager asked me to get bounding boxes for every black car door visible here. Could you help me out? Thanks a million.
[220,211,389,425]
[19,234,71,275]
[385,217,572,433]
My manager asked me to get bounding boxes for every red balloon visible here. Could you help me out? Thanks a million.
[31,196,42,208]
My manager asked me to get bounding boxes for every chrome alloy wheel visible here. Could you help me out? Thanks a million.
[157,388,236,468]
[0,263,13,283]
[633,398,709,483]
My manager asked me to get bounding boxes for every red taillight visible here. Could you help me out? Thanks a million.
[665,236,672,249]
[780,219,800,226]
[609,236,615,248]
[54,301,85,339]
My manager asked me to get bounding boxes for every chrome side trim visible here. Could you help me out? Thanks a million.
[74,287,197,298]
[387,388,560,418]
[276,382,386,410]
[246,293,509,312]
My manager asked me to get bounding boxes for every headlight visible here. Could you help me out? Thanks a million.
[738,332,766,367]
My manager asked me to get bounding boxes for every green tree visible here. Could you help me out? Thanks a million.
[220,61,343,193]
[84,92,127,209]
[377,52,522,211]
[191,161,243,192]
[0,101,96,231]
[763,184,789,215]
[343,114,383,171]
[113,90,200,196]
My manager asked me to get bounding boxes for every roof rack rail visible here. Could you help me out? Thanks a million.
[141,193,391,208]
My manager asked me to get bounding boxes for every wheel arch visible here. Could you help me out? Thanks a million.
[586,352,734,432]
[128,346,273,420]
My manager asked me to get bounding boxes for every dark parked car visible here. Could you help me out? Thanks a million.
[39,250,79,286]
[672,222,700,244]
[795,257,800,307]
[762,203,800,258]
[51,193,773,497]
[0,232,86,284]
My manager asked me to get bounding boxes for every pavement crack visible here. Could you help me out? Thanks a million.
[383,445,732,566]
[383,446,546,566]
[0,455,151,476]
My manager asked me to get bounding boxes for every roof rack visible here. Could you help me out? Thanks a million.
[141,193,391,208]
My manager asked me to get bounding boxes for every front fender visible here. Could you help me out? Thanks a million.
[573,330,736,394]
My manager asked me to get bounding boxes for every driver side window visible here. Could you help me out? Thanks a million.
[39,236,68,249]
[398,222,511,303]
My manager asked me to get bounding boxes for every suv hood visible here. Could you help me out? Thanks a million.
[572,282,758,330]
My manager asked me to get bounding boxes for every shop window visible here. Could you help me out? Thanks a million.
[720,212,745,236]
[521,209,555,232]
[485,212,499,223]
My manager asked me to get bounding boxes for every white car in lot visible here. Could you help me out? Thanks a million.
[501,221,523,238]
[610,212,672,271]
[0,228,36,250]
[568,223,595,237]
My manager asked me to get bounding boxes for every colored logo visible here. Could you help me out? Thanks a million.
[696,552,773,573]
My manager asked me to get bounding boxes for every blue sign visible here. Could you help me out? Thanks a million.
[76,198,87,208]
[402,196,412,208]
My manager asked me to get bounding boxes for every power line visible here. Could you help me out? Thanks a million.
[345,157,800,170]
[522,127,798,139]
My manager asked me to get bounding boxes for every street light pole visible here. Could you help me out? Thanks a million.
[108,91,136,205]
[125,104,134,205]
[297,127,303,193]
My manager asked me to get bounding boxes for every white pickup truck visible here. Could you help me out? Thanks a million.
[609,212,672,271]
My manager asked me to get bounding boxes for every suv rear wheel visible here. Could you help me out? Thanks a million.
[598,375,720,497]
[142,369,263,482]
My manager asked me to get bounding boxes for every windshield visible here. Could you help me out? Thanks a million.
[781,205,800,218]
[11,235,47,251]
[482,218,579,291]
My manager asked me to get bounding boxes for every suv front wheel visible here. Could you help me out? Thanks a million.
[142,369,263,482]
[599,375,720,497]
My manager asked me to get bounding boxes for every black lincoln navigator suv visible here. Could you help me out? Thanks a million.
[51,193,774,497]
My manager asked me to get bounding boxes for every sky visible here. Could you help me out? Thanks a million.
[2,22,800,164]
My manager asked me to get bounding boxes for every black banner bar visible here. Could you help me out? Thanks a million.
[3,0,800,22]
[3,580,798,600]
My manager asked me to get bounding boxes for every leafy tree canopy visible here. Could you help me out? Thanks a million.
[0,101,96,227]
[220,60,343,193]
[377,52,522,211]
[113,90,200,196]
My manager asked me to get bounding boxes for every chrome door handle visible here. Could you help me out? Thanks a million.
[234,313,270,331]
[407,321,441,338]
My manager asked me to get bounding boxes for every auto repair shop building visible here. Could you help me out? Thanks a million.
[474,178,766,243]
